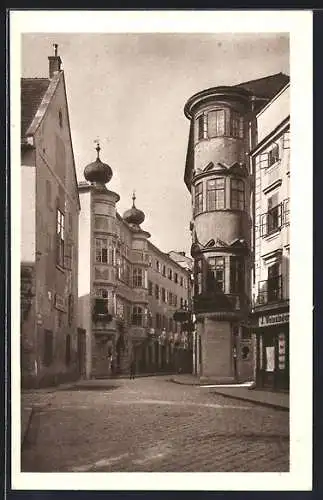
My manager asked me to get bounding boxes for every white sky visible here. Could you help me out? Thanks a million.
[21,32,289,255]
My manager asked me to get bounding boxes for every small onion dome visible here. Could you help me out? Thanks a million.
[84,144,113,185]
[123,192,145,226]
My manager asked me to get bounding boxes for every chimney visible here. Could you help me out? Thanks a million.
[48,43,62,78]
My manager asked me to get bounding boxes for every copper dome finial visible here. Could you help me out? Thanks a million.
[132,190,136,207]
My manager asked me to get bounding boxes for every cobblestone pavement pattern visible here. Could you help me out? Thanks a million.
[21,376,289,472]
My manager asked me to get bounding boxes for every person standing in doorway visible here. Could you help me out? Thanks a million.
[130,359,136,379]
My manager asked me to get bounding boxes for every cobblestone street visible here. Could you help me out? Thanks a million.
[21,376,289,472]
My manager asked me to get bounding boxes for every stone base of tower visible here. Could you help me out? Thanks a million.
[196,315,253,383]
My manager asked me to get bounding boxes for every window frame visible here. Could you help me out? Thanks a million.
[208,256,225,293]
[194,182,203,216]
[207,177,225,211]
[230,178,245,211]
[133,267,144,288]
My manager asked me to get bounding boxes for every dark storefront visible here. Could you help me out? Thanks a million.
[253,309,289,391]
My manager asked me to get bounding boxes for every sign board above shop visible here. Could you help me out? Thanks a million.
[258,312,289,327]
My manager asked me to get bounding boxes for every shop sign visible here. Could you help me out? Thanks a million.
[258,312,289,327]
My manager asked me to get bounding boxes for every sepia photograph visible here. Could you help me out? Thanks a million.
[10,10,313,492]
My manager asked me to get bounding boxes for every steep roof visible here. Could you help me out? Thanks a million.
[21,78,50,139]
[236,72,290,101]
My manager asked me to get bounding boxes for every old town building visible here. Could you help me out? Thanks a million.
[183,73,289,382]
[78,147,192,379]
[250,82,290,391]
[21,46,80,388]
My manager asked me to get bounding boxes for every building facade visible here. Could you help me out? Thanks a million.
[78,148,192,379]
[250,83,290,390]
[183,74,289,382]
[21,47,80,388]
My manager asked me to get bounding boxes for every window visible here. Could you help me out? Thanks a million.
[230,257,244,294]
[231,179,245,210]
[283,198,290,225]
[231,111,244,138]
[68,294,74,326]
[194,182,203,215]
[174,273,178,284]
[180,276,183,287]
[267,262,281,302]
[155,284,160,300]
[161,287,166,302]
[156,313,161,329]
[208,109,225,137]
[207,178,225,210]
[132,306,143,326]
[168,268,173,280]
[156,260,160,272]
[208,257,225,293]
[56,208,65,267]
[195,259,203,295]
[168,291,173,305]
[133,268,143,288]
[173,295,178,307]
[58,110,63,128]
[267,194,282,234]
[148,280,153,296]
[268,144,280,168]
[162,264,166,276]
[95,238,108,263]
[43,330,53,367]
[197,115,205,140]
[65,334,71,366]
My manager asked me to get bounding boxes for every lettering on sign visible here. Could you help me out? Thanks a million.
[258,312,289,327]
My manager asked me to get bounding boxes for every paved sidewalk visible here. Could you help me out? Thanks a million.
[170,375,289,411]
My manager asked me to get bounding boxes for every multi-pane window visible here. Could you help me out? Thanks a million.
[56,208,65,267]
[68,294,74,326]
[156,313,161,329]
[230,257,244,294]
[156,260,160,272]
[133,267,143,288]
[208,257,225,293]
[174,273,178,284]
[231,179,245,210]
[267,194,282,234]
[168,268,173,280]
[194,259,203,295]
[161,287,166,302]
[132,306,143,326]
[173,295,178,307]
[148,280,153,296]
[180,276,183,287]
[155,284,160,300]
[208,109,225,137]
[268,144,280,168]
[197,115,206,141]
[194,182,203,215]
[162,264,166,276]
[168,291,173,305]
[95,238,108,263]
[231,111,244,138]
[207,178,225,210]
[267,262,281,302]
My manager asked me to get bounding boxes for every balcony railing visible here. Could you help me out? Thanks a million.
[256,275,283,306]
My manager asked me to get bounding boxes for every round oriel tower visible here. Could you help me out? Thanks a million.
[184,86,253,382]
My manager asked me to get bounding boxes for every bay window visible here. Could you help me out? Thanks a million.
[208,257,225,293]
[133,267,143,287]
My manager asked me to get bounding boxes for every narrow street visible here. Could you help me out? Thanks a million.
[22,376,289,472]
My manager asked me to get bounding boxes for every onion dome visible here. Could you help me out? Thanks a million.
[123,192,145,226]
[84,143,113,185]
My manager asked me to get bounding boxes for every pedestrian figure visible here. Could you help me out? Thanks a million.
[130,359,136,379]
